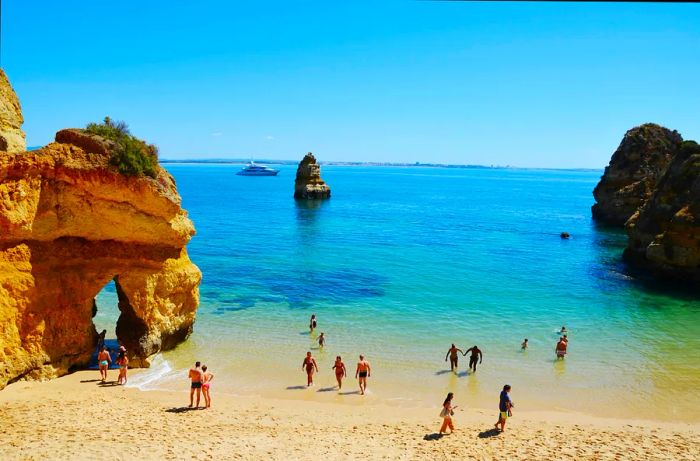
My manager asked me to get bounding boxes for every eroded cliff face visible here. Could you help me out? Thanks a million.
[294,152,331,199]
[0,132,201,388]
[592,124,682,226]
[624,141,700,282]
[0,69,26,153]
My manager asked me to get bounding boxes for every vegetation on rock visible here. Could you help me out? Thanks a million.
[85,117,158,178]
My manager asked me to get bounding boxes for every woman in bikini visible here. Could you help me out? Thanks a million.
[309,314,317,333]
[302,352,319,386]
[332,356,346,389]
[116,347,129,385]
[201,365,214,409]
[97,345,111,382]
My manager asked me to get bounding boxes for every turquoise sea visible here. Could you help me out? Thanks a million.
[95,164,700,421]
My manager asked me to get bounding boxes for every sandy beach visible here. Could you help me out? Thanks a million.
[0,370,697,461]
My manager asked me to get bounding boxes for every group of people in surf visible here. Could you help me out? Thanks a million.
[305,314,372,394]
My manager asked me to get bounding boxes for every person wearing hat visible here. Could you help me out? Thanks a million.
[117,346,129,385]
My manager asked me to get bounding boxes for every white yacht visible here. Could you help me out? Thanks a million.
[235,161,279,176]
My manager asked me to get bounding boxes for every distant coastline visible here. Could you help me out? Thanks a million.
[160,158,602,172]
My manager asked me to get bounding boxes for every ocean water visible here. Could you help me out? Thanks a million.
[94,164,700,421]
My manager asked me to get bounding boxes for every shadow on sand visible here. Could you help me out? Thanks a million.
[317,387,337,393]
[97,381,119,387]
[80,379,102,383]
[286,385,307,390]
[435,369,454,376]
[423,433,444,441]
[478,428,501,438]
[165,406,203,413]
[338,390,360,395]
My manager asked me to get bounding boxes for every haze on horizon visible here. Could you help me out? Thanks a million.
[4,1,699,168]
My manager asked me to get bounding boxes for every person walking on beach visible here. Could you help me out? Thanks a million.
[556,337,568,359]
[201,365,214,409]
[355,355,371,395]
[521,338,528,350]
[444,344,464,372]
[439,392,457,435]
[318,332,326,349]
[332,356,347,390]
[495,385,513,432]
[97,345,111,382]
[116,346,129,385]
[309,314,317,333]
[188,361,204,408]
[302,352,319,386]
[463,345,482,372]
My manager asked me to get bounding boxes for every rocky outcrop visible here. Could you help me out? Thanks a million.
[0,69,25,153]
[592,124,682,225]
[624,141,700,282]
[294,152,331,199]
[0,132,202,389]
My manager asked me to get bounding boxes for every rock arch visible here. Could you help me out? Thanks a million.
[0,135,201,388]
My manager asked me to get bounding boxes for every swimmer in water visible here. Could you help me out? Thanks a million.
[309,314,317,333]
[521,338,528,350]
[444,344,464,372]
[559,326,567,334]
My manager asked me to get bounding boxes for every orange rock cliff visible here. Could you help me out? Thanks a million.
[0,72,201,389]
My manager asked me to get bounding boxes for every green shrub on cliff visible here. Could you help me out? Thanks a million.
[85,117,159,178]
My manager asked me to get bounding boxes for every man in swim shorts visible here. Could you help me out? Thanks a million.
[444,344,464,372]
[495,384,513,432]
[97,345,111,382]
[355,355,371,395]
[188,361,204,408]
[464,345,482,372]
[555,337,568,359]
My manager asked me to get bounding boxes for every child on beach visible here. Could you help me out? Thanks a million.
[439,392,457,434]
[521,338,528,350]
[332,356,346,390]
[495,385,513,432]
[201,365,214,409]
[318,332,326,349]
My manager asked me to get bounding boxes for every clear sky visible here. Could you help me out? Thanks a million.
[3,1,699,167]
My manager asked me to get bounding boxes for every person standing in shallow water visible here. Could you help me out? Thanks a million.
[556,337,568,359]
[318,332,326,349]
[439,392,457,435]
[463,345,482,372]
[97,345,111,382]
[309,314,317,333]
[188,361,204,408]
[201,365,214,409]
[355,355,371,395]
[444,344,464,372]
[495,384,514,432]
[521,338,528,350]
[302,352,319,386]
[332,356,347,389]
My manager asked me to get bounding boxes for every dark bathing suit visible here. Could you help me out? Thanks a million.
[359,371,368,378]
[191,381,202,389]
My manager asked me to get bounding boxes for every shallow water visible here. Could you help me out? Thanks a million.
[94,164,700,421]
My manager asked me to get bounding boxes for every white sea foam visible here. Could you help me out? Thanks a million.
[125,354,176,391]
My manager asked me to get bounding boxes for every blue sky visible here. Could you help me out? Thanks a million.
[3,1,699,167]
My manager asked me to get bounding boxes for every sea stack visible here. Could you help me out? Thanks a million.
[592,123,682,226]
[0,86,202,389]
[294,152,331,199]
[0,69,26,153]
[624,140,700,282]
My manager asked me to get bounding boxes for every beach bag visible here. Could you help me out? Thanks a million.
[439,407,450,418]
